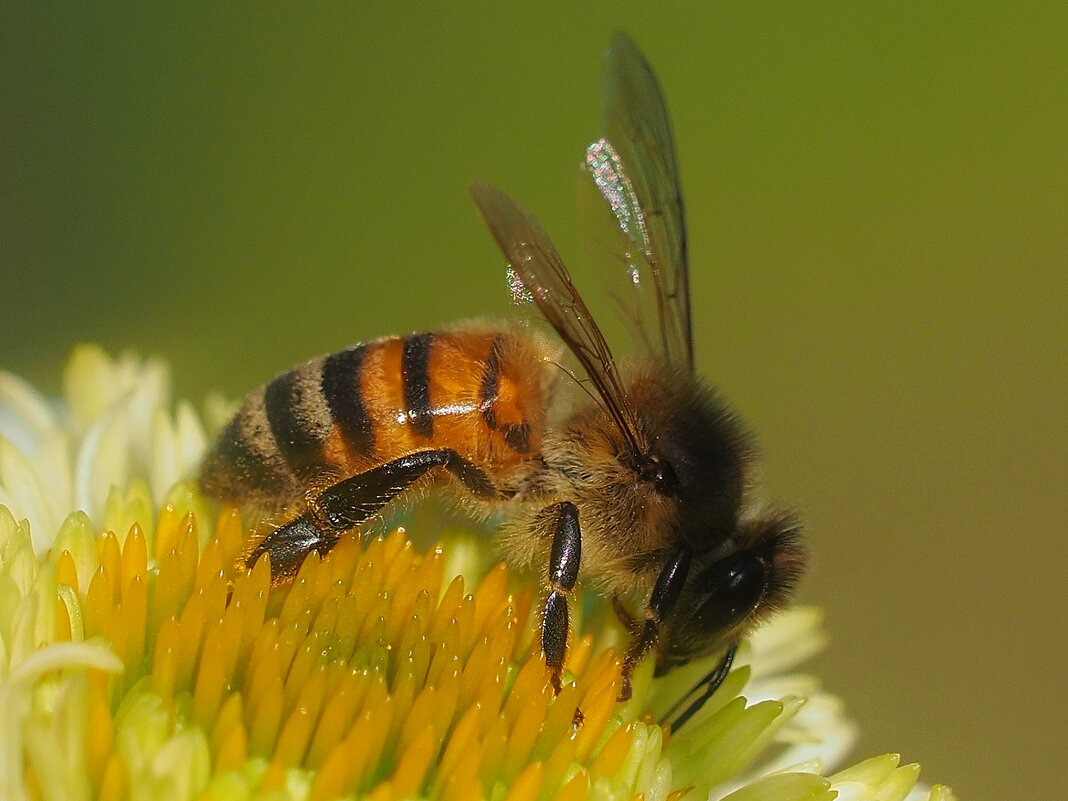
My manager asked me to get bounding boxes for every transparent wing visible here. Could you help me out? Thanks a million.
[582,32,693,370]
[471,181,647,459]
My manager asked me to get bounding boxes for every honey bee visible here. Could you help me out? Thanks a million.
[200,33,805,728]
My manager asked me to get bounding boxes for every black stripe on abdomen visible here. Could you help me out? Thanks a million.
[479,335,502,430]
[402,332,434,438]
[478,335,531,453]
[264,363,332,480]
[321,345,375,457]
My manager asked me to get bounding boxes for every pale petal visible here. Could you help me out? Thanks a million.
[9,641,123,683]
[0,438,58,546]
[0,370,60,456]
[748,607,830,676]
[73,409,131,522]
[149,407,182,503]
[63,344,122,433]
[174,400,207,474]
[34,432,74,528]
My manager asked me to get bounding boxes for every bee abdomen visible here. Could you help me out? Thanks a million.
[263,357,337,481]
[479,334,533,454]
[201,355,339,506]
[401,332,435,438]
[321,345,375,456]
[200,324,556,508]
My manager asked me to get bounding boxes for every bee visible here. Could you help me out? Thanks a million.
[200,33,805,728]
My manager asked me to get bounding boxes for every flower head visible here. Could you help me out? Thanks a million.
[0,348,957,801]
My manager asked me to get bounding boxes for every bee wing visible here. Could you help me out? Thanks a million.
[471,180,647,459]
[581,32,694,370]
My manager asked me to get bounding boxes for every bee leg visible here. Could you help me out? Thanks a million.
[611,595,640,634]
[664,642,738,730]
[541,501,581,694]
[247,449,498,581]
[618,548,692,701]
[245,513,341,584]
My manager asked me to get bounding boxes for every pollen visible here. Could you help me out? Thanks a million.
[2,490,687,801]
[2,484,939,801]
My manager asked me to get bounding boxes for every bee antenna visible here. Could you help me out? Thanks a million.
[547,358,649,464]
[663,642,738,730]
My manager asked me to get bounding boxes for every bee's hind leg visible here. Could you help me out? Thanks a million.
[540,501,581,693]
[247,449,499,583]
[618,548,692,701]
[245,513,342,585]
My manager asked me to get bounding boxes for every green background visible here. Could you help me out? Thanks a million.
[4,4,1066,799]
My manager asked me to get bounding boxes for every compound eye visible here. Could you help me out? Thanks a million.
[692,552,767,634]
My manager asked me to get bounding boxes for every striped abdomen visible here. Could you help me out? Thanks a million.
[200,323,557,510]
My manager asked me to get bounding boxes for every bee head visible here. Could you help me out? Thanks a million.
[654,512,806,674]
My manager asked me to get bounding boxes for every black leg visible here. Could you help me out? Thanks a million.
[611,595,639,634]
[618,548,691,701]
[245,513,341,584]
[540,501,581,693]
[247,449,499,582]
[664,642,738,730]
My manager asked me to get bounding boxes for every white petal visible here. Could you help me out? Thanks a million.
[766,709,857,777]
[0,438,58,548]
[149,408,181,502]
[748,606,829,676]
[73,409,131,521]
[33,432,74,530]
[0,371,60,456]
[174,401,207,474]
[9,640,123,684]
[64,344,121,433]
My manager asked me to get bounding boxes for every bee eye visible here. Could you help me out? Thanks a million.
[691,552,767,632]
[640,458,678,495]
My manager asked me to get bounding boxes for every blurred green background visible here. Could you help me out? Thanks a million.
[4,4,1066,798]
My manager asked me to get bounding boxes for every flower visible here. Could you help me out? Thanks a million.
[0,347,957,801]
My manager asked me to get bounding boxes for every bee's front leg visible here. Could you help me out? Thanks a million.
[664,642,738,730]
[618,548,692,701]
[540,501,581,693]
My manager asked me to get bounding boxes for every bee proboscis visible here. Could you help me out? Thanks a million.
[201,33,805,729]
